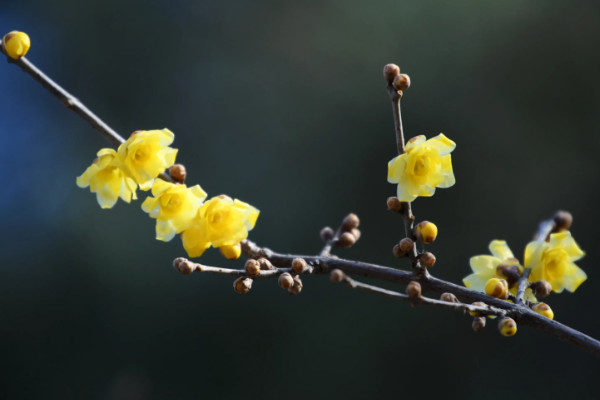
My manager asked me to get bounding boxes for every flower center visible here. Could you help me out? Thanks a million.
[542,248,568,279]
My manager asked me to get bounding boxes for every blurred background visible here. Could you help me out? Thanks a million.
[1,0,600,398]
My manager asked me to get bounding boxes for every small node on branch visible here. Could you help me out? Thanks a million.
[498,317,517,337]
[441,292,459,303]
[350,228,361,241]
[530,280,552,298]
[414,221,438,244]
[485,278,509,299]
[258,257,275,270]
[245,259,261,276]
[532,302,554,320]
[398,237,414,253]
[386,196,403,213]
[418,252,436,268]
[336,232,356,248]
[393,74,411,91]
[234,277,253,294]
[173,257,198,275]
[278,273,294,290]
[496,265,521,287]
[320,226,335,242]
[169,164,187,183]
[469,302,487,317]
[330,269,345,282]
[472,316,486,333]
[341,213,360,231]
[406,281,422,299]
[289,276,303,295]
[291,258,308,274]
[553,210,573,233]
[383,63,400,83]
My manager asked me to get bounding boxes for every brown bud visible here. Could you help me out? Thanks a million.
[342,213,360,231]
[386,196,403,213]
[530,280,552,298]
[383,63,400,82]
[398,237,414,253]
[278,272,294,290]
[258,257,274,270]
[330,269,345,282]
[173,257,197,275]
[553,211,573,232]
[169,164,187,183]
[244,259,261,276]
[392,244,406,258]
[320,226,335,242]
[350,228,361,241]
[291,258,308,274]
[289,275,303,295]
[440,292,459,303]
[233,277,253,294]
[418,252,436,268]
[393,74,411,91]
[406,281,422,299]
[336,232,356,248]
[496,265,521,287]
[472,316,486,333]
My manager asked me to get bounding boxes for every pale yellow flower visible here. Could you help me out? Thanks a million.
[118,129,178,189]
[387,134,456,202]
[141,180,207,241]
[525,231,586,293]
[76,148,137,209]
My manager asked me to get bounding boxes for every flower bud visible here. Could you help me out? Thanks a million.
[336,232,356,248]
[169,164,187,183]
[342,213,360,231]
[485,278,509,299]
[553,210,572,233]
[258,257,274,270]
[278,272,294,290]
[173,257,197,274]
[289,275,303,295]
[2,31,30,59]
[406,281,421,299]
[291,258,308,274]
[386,196,403,213]
[330,269,345,282]
[472,316,486,333]
[392,244,406,258]
[320,226,334,242]
[220,243,242,260]
[383,63,400,82]
[245,259,261,276]
[393,74,411,91]
[414,221,438,244]
[441,292,458,303]
[350,228,361,241]
[498,317,517,337]
[418,252,436,268]
[233,277,253,294]
[530,280,552,298]
[398,237,414,253]
[532,302,554,320]
[496,264,521,287]
[469,301,486,317]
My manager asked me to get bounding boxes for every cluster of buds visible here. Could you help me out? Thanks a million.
[278,273,303,295]
[321,213,361,249]
[391,217,438,270]
[383,63,411,97]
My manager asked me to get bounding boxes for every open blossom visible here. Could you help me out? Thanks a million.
[525,231,586,293]
[181,195,260,258]
[118,129,178,189]
[76,148,137,209]
[387,134,455,202]
[141,180,207,241]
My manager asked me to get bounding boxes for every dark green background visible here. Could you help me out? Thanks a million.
[1,0,599,398]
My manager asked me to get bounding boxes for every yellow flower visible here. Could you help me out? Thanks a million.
[525,231,586,293]
[181,195,260,258]
[141,180,207,241]
[118,129,178,189]
[387,134,456,202]
[2,31,30,59]
[76,148,137,209]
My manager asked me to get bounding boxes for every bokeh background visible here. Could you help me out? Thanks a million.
[2,0,600,398]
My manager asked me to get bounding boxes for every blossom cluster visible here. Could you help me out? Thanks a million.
[77,129,259,259]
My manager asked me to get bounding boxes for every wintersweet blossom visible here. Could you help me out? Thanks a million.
[387,134,456,202]
[141,180,207,241]
[76,148,137,209]
[181,195,260,258]
[525,231,586,293]
[117,129,178,189]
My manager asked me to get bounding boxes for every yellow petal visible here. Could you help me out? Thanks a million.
[405,135,426,152]
[463,274,488,292]
[426,133,456,155]
[469,255,501,276]
[387,154,406,183]
[562,265,587,292]
[156,219,177,242]
[489,240,514,261]
[437,155,456,188]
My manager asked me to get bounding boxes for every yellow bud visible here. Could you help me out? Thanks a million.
[532,302,554,320]
[414,221,438,244]
[485,278,509,299]
[2,31,30,59]
[220,243,242,260]
[244,259,261,276]
[498,317,517,337]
